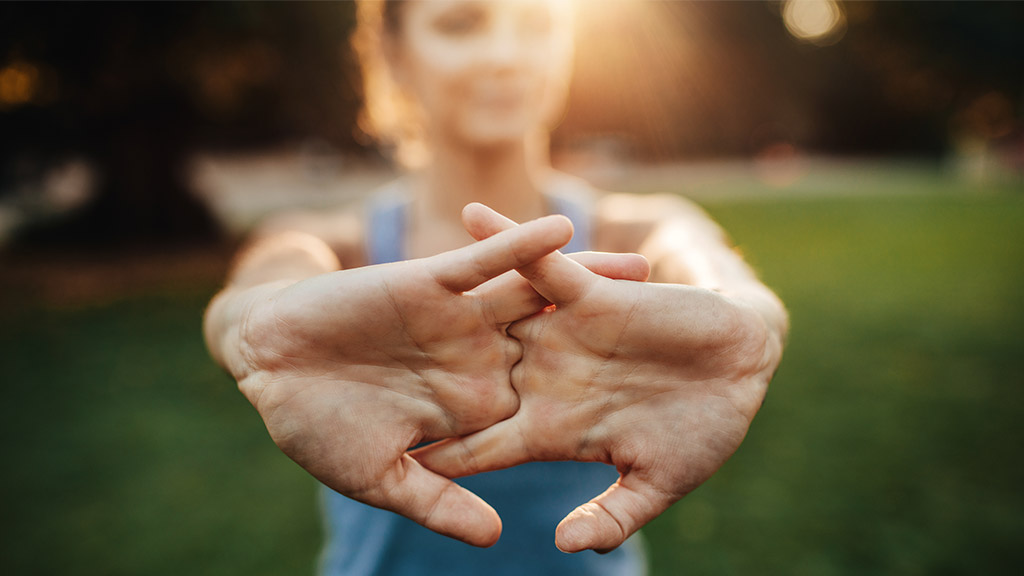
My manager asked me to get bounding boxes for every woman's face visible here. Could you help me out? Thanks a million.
[388,0,575,148]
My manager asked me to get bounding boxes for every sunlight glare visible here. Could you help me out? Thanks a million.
[782,0,846,46]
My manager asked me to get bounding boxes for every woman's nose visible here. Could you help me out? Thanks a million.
[479,18,526,68]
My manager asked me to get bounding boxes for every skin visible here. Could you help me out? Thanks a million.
[204,0,787,553]
[392,0,574,150]
[207,214,650,547]
[388,0,578,258]
[415,204,782,553]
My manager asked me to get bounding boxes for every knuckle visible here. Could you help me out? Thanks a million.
[510,362,527,393]
[505,336,524,364]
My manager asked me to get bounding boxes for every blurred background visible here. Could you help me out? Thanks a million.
[1,1,1022,574]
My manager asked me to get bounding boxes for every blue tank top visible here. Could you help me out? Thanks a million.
[319,179,647,576]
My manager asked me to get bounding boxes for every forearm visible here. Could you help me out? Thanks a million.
[203,231,341,380]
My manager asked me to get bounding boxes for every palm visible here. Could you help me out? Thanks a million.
[237,215,575,547]
[414,204,777,552]
[262,262,524,439]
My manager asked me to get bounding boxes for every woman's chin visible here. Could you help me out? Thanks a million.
[454,124,538,150]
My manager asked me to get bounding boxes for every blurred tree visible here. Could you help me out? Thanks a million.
[1,1,1020,247]
[0,2,358,247]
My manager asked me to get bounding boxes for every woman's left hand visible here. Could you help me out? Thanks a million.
[413,203,783,553]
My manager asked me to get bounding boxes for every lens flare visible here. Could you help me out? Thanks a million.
[782,0,846,46]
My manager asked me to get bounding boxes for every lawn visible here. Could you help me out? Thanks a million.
[2,175,1022,575]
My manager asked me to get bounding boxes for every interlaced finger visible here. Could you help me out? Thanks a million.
[472,270,552,326]
[427,213,573,294]
[473,253,649,326]
[411,418,532,479]
[461,203,612,306]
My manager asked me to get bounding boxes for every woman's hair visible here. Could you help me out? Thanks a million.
[351,0,430,167]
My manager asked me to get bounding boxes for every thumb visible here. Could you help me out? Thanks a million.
[411,418,531,479]
[367,454,503,547]
[554,474,674,553]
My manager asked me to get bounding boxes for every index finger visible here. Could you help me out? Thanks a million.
[461,202,600,306]
[427,213,573,293]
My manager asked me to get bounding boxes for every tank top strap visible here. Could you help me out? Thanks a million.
[546,194,591,254]
[365,181,412,265]
[545,172,596,253]
[365,175,596,266]
[327,178,644,576]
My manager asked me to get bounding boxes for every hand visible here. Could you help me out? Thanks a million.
[414,204,782,552]
[231,209,650,548]
[233,213,577,547]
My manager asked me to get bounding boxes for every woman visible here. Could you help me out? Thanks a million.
[203,1,787,574]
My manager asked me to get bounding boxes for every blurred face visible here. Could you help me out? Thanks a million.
[387,0,575,148]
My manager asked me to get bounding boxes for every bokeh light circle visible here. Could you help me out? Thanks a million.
[782,0,847,46]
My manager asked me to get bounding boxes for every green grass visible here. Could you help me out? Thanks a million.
[644,193,1024,575]
[2,184,1023,575]
[0,290,322,575]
